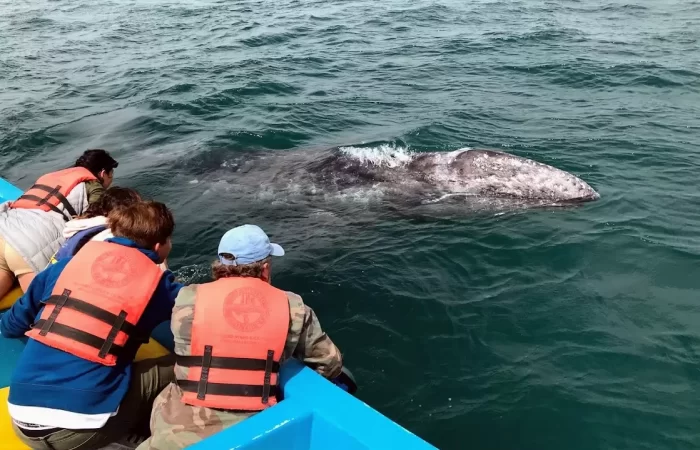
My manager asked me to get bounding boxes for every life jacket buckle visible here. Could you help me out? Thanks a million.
[261,349,274,404]
[197,345,214,400]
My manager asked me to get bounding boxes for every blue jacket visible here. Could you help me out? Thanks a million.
[0,237,183,415]
[53,225,107,263]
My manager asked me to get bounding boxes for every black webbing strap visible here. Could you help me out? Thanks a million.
[17,194,69,220]
[17,184,77,220]
[98,310,127,358]
[35,185,60,207]
[262,350,274,404]
[39,289,71,336]
[33,184,78,217]
[32,319,125,357]
[43,295,137,336]
[178,380,278,399]
[197,345,213,400]
[177,355,280,372]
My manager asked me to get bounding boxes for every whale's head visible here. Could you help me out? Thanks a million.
[442,149,600,204]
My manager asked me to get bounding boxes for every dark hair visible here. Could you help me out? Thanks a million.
[212,258,270,280]
[75,149,118,178]
[81,187,142,219]
[108,201,175,249]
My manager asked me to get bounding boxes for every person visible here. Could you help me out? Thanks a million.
[53,187,170,271]
[0,201,183,450]
[137,224,343,450]
[52,186,142,264]
[0,149,119,297]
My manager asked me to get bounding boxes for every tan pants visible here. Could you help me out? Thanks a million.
[13,356,175,450]
[0,235,33,277]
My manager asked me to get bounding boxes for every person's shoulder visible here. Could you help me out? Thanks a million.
[285,290,305,310]
[83,179,104,193]
[84,179,102,188]
[84,180,104,203]
[171,285,197,337]
[284,291,308,332]
[174,284,198,307]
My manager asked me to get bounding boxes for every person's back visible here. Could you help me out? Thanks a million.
[0,149,119,297]
[138,224,343,450]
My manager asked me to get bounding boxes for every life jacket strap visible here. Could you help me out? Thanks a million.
[177,380,279,399]
[33,290,141,361]
[176,354,280,372]
[43,294,138,336]
[32,319,125,358]
[18,194,69,220]
[262,349,274,404]
[34,184,78,217]
[39,289,71,336]
[99,311,127,359]
[179,347,278,404]
[197,345,213,400]
[18,183,77,220]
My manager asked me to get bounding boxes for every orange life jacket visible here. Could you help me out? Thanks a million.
[26,240,162,366]
[11,167,98,220]
[176,277,289,411]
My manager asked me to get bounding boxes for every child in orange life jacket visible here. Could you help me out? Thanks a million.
[0,149,119,298]
[1,201,183,450]
[137,224,343,450]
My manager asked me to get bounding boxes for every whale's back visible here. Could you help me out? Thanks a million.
[426,149,600,203]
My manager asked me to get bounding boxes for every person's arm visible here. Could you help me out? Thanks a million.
[293,304,343,379]
[0,266,53,338]
[149,270,185,324]
[170,285,195,355]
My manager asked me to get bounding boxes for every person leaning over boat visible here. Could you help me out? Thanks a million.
[51,186,142,264]
[52,187,170,271]
[0,149,119,298]
[137,224,343,450]
[0,201,183,450]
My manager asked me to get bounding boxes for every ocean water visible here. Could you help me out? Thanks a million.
[2,0,700,448]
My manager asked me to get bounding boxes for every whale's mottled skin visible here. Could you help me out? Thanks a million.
[306,148,599,204]
[201,146,599,212]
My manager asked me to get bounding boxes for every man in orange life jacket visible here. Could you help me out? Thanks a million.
[0,149,118,298]
[0,201,184,450]
[137,224,343,450]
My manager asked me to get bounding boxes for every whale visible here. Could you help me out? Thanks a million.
[192,146,599,214]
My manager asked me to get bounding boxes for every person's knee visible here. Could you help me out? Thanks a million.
[0,270,15,298]
[4,243,35,289]
[16,272,35,292]
[0,241,15,297]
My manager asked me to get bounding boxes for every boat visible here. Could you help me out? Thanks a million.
[0,177,436,449]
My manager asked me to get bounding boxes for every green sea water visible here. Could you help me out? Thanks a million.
[2,0,700,449]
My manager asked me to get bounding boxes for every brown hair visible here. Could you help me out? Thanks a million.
[212,257,270,280]
[81,187,141,219]
[108,201,175,249]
